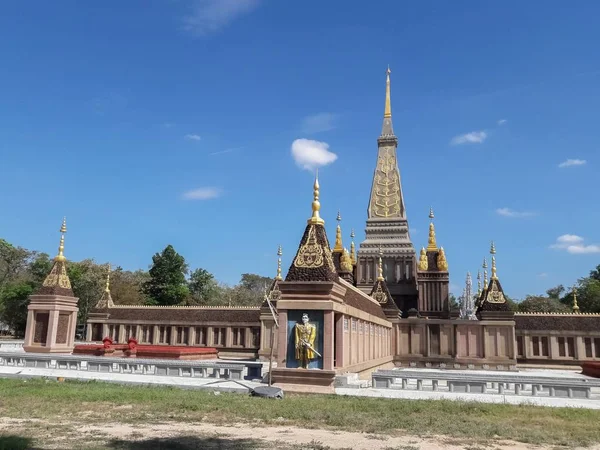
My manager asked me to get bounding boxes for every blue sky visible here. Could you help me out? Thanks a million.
[1,1,598,299]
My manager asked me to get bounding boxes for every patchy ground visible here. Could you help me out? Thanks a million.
[0,417,594,450]
[1,378,600,449]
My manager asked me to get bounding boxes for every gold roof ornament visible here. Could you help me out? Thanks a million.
[490,241,498,280]
[55,217,67,262]
[426,207,438,252]
[384,66,392,119]
[333,210,343,253]
[573,287,580,314]
[482,257,488,290]
[437,247,449,271]
[340,248,353,273]
[307,170,325,225]
[417,247,428,271]
[105,263,111,293]
[276,245,283,281]
[377,247,385,281]
[349,229,357,265]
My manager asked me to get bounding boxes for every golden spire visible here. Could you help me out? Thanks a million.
[350,229,357,265]
[572,286,580,314]
[417,247,428,271]
[307,170,325,225]
[55,217,67,262]
[477,270,482,296]
[377,247,385,281]
[276,245,283,281]
[490,241,498,280]
[384,66,392,119]
[333,210,343,252]
[437,247,448,271]
[105,263,111,293]
[482,257,488,290]
[426,207,438,252]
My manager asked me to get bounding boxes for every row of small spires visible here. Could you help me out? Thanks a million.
[48,213,583,314]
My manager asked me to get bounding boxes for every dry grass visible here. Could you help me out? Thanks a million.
[0,378,599,448]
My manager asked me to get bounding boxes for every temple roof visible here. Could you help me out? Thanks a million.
[36,218,74,297]
[477,242,512,313]
[285,174,338,283]
[92,306,261,323]
[338,278,388,320]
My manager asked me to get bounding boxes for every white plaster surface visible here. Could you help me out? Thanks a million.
[0,366,262,393]
[335,386,600,409]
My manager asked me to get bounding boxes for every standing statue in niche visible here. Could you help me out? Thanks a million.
[294,313,320,369]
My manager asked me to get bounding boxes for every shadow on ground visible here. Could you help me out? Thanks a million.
[107,435,269,450]
[0,435,35,450]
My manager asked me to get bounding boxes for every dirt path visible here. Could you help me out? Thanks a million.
[1,417,596,450]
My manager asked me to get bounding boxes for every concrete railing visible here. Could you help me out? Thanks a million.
[372,369,600,399]
[0,341,24,352]
[0,352,264,381]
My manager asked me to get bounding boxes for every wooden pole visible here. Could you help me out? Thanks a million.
[268,324,275,387]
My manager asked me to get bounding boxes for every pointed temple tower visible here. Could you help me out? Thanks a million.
[86,263,114,341]
[477,241,514,320]
[24,218,80,353]
[415,208,452,318]
[356,68,418,312]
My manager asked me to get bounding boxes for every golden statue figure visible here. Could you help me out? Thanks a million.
[294,313,319,369]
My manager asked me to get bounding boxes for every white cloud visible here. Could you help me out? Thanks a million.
[450,131,487,145]
[291,138,337,171]
[182,0,260,36]
[185,134,202,141]
[550,234,600,254]
[558,159,587,168]
[301,113,337,134]
[538,272,548,278]
[497,119,507,125]
[495,207,537,218]
[162,122,174,128]
[182,187,221,200]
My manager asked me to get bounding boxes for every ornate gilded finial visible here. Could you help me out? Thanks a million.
[572,286,580,313]
[333,210,343,252]
[105,263,111,293]
[55,217,67,262]
[276,245,283,280]
[490,241,498,280]
[307,171,325,225]
[350,229,356,265]
[377,247,384,281]
[477,270,482,296]
[437,247,449,271]
[417,247,428,271]
[384,66,392,119]
[426,208,438,252]
[340,248,353,273]
[482,257,488,289]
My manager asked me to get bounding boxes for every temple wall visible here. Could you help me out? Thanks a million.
[514,313,600,365]
[86,306,261,359]
[394,318,517,370]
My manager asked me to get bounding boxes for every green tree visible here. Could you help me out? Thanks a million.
[566,278,600,313]
[449,293,459,311]
[109,267,149,305]
[68,259,106,324]
[546,284,565,300]
[143,245,189,306]
[188,268,219,305]
[0,281,34,337]
[0,239,31,288]
[589,264,600,282]
[517,295,569,313]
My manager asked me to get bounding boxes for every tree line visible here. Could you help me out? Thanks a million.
[0,239,273,336]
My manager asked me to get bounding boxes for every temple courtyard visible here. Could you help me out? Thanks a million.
[1,378,600,450]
